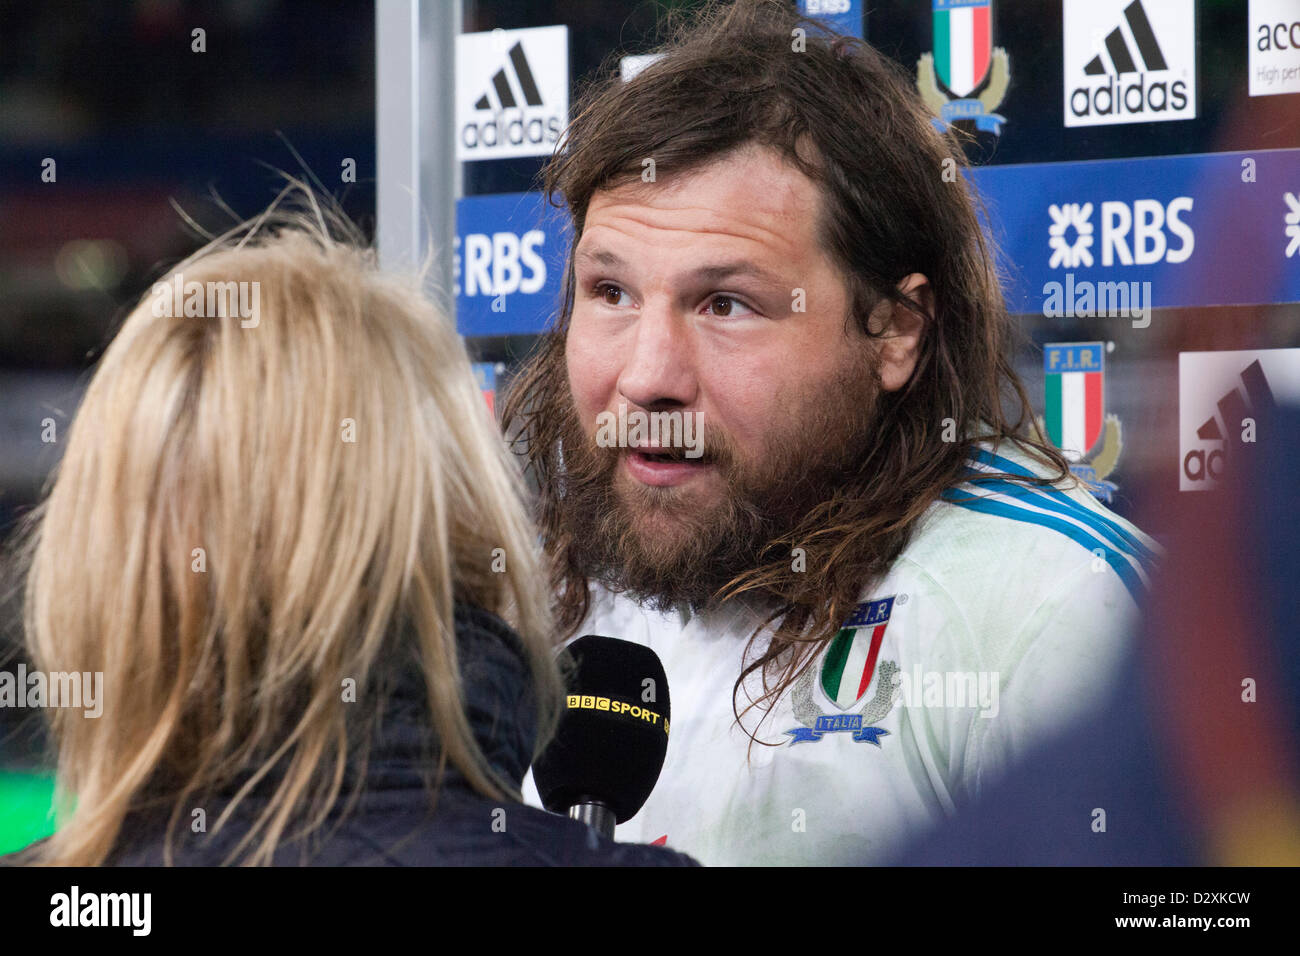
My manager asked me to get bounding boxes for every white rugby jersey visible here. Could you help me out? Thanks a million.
[523,440,1160,865]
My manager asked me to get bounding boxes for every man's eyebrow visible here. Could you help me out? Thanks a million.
[574,246,786,284]
[574,247,626,269]
[689,261,784,285]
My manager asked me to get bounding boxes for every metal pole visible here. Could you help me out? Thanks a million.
[376,0,462,316]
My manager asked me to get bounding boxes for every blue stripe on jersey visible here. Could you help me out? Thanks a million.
[968,447,1159,565]
[957,471,1151,569]
[939,489,1148,604]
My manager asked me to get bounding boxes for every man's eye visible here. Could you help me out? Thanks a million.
[594,282,632,307]
[705,295,756,318]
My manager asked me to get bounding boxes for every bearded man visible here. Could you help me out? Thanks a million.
[508,0,1158,865]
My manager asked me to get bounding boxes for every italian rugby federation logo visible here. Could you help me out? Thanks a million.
[787,597,900,746]
[934,0,992,97]
[1037,342,1124,503]
[917,0,1009,135]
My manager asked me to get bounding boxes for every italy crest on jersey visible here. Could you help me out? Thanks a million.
[786,596,901,746]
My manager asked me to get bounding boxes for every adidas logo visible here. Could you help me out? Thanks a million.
[1183,359,1276,485]
[456,26,568,161]
[1194,360,1275,443]
[1082,0,1167,77]
[473,41,544,112]
[1064,0,1195,128]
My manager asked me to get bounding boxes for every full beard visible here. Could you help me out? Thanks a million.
[551,363,880,614]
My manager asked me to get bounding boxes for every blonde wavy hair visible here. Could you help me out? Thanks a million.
[14,189,561,865]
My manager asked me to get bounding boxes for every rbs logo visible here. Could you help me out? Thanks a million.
[455,230,547,297]
[803,0,851,13]
[1049,197,1194,269]
[1097,197,1194,266]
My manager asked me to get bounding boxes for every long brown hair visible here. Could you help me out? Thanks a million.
[503,0,1070,737]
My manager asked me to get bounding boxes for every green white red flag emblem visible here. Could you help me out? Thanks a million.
[1044,341,1104,461]
[933,0,993,98]
[820,597,894,711]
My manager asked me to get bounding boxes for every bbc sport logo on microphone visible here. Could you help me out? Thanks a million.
[565,694,669,737]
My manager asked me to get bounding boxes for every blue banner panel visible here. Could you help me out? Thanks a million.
[455,191,572,336]
[456,148,1300,336]
[970,147,1300,314]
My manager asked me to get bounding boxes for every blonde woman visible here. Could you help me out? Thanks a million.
[7,194,692,867]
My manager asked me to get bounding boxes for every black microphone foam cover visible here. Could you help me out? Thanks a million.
[532,635,671,825]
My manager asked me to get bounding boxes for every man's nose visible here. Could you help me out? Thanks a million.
[615,301,698,410]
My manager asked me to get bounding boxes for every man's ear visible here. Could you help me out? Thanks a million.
[868,273,931,393]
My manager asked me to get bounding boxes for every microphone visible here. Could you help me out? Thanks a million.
[531,635,671,840]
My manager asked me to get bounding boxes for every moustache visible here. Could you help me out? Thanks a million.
[581,406,733,467]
